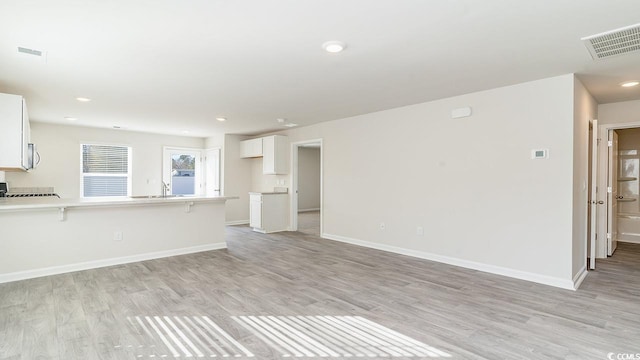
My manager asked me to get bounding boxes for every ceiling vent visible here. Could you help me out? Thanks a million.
[581,23,640,60]
[17,47,43,57]
[17,46,47,63]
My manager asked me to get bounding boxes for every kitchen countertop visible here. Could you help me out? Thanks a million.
[0,195,238,211]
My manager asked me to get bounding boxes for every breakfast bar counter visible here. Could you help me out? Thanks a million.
[0,195,238,283]
[0,195,237,212]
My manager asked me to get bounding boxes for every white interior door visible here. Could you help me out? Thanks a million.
[607,130,619,256]
[589,120,598,269]
[205,148,221,196]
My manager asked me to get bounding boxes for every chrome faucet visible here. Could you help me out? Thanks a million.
[162,181,170,197]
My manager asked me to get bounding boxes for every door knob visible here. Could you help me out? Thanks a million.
[598,200,604,204]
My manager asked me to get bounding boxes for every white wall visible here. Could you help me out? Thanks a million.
[298,147,321,211]
[220,134,252,223]
[0,171,4,182]
[572,78,597,282]
[4,123,205,198]
[599,100,640,125]
[249,74,578,288]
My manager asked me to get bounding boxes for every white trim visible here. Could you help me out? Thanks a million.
[226,219,250,226]
[298,208,320,213]
[0,242,226,284]
[572,266,588,290]
[618,238,640,244]
[322,233,577,290]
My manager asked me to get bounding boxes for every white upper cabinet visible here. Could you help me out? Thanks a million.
[0,93,30,171]
[240,135,288,174]
[240,138,263,158]
[262,135,288,175]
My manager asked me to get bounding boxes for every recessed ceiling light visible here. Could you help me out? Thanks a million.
[64,117,77,121]
[621,81,640,88]
[76,97,92,102]
[277,118,286,123]
[322,41,346,53]
[284,123,298,127]
[216,117,227,122]
[181,130,190,134]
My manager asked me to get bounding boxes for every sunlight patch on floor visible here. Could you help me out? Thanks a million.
[232,315,451,358]
[122,315,255,358]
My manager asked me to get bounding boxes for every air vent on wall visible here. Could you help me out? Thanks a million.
[581,23,640,60]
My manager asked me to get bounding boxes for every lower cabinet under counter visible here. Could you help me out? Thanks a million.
[249,192,288,233]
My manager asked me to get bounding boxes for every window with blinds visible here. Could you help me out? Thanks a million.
[81,144,132,197]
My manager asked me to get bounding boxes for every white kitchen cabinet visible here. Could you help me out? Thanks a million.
[262,135,288,175]
[0,93,30,171]
[240,138,263,158]
[249,192,288,233]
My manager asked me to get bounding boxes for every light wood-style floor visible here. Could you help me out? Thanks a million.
[0,225,639,359]
[297,211,320,236]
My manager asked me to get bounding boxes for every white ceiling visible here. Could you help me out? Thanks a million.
[1,0,640,137]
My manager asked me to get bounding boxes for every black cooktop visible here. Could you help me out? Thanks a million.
[5,193,60,198]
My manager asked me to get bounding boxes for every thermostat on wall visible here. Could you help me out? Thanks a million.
[531,149,549,159]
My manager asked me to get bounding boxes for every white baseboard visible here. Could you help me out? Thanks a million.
[322,233,576,290]
[226,220,250,226]
[618,238,640,244]
[0,242,227,284]
[298,208,320,213]
[572,266,588,290]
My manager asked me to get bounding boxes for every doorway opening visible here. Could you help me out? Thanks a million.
[291,139,323,236]
[592,122,640,269]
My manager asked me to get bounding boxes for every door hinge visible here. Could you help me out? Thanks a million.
[608,140,613,147]
[607,186,612,193]
[606,233,612,239]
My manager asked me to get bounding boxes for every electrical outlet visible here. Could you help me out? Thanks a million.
[416,226,424,236]
[380,222,386,231]
[114,231,123,242]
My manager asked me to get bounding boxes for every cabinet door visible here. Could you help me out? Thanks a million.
[0,93,26,170]
[249,197,262,228]
[263,135,288,174]
[240,140,251,158]
[240,138,263,158]
[263,136,275,173]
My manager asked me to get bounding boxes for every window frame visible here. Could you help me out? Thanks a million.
[79,142,133,198]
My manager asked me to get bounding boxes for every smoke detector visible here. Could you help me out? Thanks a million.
[581,23,640,60]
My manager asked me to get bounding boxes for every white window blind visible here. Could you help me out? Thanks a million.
[81,144,131,197]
